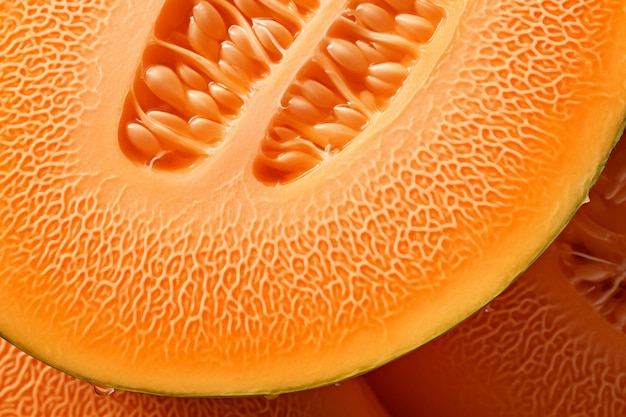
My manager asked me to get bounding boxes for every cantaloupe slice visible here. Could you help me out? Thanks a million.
[1,0,626,396]
[0,339,390,417]
[365,133,626,416]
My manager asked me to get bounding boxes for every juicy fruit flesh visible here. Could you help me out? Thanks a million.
[120,0,444,182]
[1,0,626,396]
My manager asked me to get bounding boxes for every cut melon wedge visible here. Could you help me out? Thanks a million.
[1,0,626,396]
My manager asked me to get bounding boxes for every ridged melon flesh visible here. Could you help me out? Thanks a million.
[1,0,626,395]
[365,133,626,416]
[0,339,389,417]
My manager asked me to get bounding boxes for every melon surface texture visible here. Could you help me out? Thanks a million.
[1,0,626,396]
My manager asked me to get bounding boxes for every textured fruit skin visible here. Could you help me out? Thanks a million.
[365,133,626,417]
[1,0,626,396]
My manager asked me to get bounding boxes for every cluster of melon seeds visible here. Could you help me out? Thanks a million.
[120,0,319,168]
[119,0,444,180]
[559,137,626,331]
[253,0,443,183]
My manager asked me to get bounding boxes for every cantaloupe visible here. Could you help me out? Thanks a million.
[1,0,626,396]
[365,133,626,416]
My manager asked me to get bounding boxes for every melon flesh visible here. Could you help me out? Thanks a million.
[1,0,626,396]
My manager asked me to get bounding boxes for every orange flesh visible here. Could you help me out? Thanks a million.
[1,0,626,395]
[365,135,626,416]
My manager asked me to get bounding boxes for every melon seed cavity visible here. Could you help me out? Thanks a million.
[118,0,444,183]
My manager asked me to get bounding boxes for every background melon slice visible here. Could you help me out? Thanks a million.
[0,338,390,417]
[1,0,626,396]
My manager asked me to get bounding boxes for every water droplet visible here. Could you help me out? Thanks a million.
[264,393,280,400]
[92,384,115,397]
[334,382,342,387]
[483,304,493,313]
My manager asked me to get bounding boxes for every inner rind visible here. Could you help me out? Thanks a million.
[118,0,444,181]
